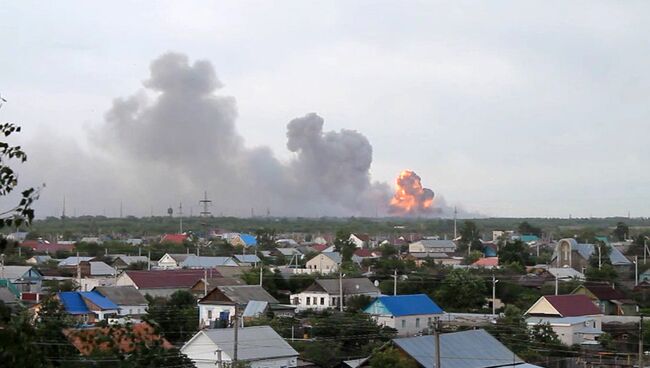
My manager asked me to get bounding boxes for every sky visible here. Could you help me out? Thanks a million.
[1,1,650,219]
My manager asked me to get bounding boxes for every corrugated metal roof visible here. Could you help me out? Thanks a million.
[80,291,119,310]
[242,300,269,317]
[0,266,40,281]
[58,256,94,267]
[239,234,257,246]
[125,269,207,289]
[89,262,116,276]
[322,252,342,264]
[365,294,443,317]
[181,255,238,268]
[191,326,298,361]
[553,239,632,265]
[59,292,90,314]
[310,278,380,295]
[393,329,523,368]
[542,295,601,317]
[218,285,278,304]
[93,286,148,306]
[234,254,261,263]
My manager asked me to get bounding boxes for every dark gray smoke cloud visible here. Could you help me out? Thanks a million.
[20,52,462,218]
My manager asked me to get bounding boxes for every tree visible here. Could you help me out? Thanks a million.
[498,240,530,266]
[435,269,487,311]
[0,121,40,228]
[144,291,198,344]
[345,295,373,313]
[613,222,629,241]
[518,221,542,237]
[334,229,356,263]
[459,221,481,253]
[255,228,276,250]
[369,346,418,368]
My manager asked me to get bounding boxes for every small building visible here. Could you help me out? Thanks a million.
[230,233,257,248]
[93,286,149,316]
[571,283,638,316]
[525,294,603,346]
[1,265,43,293]
[160,233,189,245]
[58,291,119,323]
[290,278,380,311]
[198,285,278,328]
[305,252,341,274]
[408,239,456,254]
[115,269,206,298]
[471,257,499,269]
[111,255,149,269]
[551,238,632,272]
[190,277,246,297]
[233,254,261,266]
[349,233,370,248]
[181,326,299,368]
[364,294,444,336]
[157,253,238,269]
[26,255,53,265]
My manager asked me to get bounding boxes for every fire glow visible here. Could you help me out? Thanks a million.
[389,170,435,215]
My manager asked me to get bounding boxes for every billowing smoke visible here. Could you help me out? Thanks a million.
[15,52,468,218]
[389,170,435,215]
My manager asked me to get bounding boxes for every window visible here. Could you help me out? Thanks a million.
[416,318,420,328]
[428,317,432,326]
[401,319,406,328]
[320,297,325,305]
[207,310,212,320]
[306,297,311,305]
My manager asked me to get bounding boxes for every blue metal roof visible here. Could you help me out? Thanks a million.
[364,294,443,317]
[80,291,119,310]
[240,234,257,246]
[519,235,540,243]
[58,292,90,315]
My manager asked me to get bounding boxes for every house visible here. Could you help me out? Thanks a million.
[93,286,149,316]
[160,233,188,245]
[58,256,95,268]
[290,278,380,311]
[408,239,456,254]
[351,249,381,264]
[6,231,29,242]
[111,255,149,269]
[547,267,586,282]
[0,286,20,309]
[364,294,444,336]
[77,261,119,291]
[57,291,120,323]
[20,240,75,254]
[309,243,335,253]
[190,277,246,297]
[571,283,638,315]
[349,233,370,248]
[471,257,499,269]
[492,230,515,242]
[80,237,103,244]
[551,238,632,271]
[233,254,261,266]
[389,328,542,368]
[64,322,172,355]
[402,252,462,267]
[305,252,341,274]
[157,253,239,269]
[181,326,299,368]
[26,255,52,265]
[1,265,43,293]
[525,294,603,346]
[115,269,206,297]
[198,285,278,328]
[230,233,257,247]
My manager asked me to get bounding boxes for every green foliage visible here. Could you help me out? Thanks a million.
[334,229,356,263]
[459,220,481,249]
[464,250,483,265]
[518,221,542,237]
[255,228,276,250]
[613,222,629,241]
[369,346,418,368]
[585,263,618,282]
[498,240,530,266]
[144,291,197,344]
[435,268,487,311]
[0,122,40,228]
[345,295,373,313]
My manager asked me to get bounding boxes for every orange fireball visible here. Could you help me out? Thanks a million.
[389,170,435,215]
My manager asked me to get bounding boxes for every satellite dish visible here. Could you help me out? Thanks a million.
[374,280,379,287]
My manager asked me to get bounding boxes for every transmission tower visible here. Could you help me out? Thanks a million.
[199,191,212,217]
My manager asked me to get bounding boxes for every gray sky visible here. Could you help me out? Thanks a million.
[2,1,649,218]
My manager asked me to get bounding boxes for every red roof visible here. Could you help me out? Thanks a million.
[583,283,627,301]
[310,244,329,253]
[472,257,499,267]
[125,269,210,289]
[544,294,601,316]
[20,240,75,254]
[354,249,381,258]
[160,234,188,244]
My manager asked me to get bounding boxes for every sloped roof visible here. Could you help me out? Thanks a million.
[0,287,19,304]
[580,284,627,301]
[125,269,207,289]
[80,291,119,310]
[1,265,39,280]
[471,257,499,267]
[234,254,261,263]
[93,286,148,305]
[321,252,342,263]
[89,261,116,276]
[58,292,91,314]
[114,255,148,265]
[366,294,443,317]
[239,234,257,246]
[275,248,302,257]
[186,326,298,361]
[58,256,94,267]
[20,240,75,254]
[161,234,188,244]
[194,277,246,290]
[394,329,523,368]
[307,278,380,295]
[554,238,632,265]
[354,249,380,258]
[181,255,238,268]
[242,300,269,317]
[542,295,601,317]
[310,244,330,253]
[411,239,456,250]
[215,285,278,304]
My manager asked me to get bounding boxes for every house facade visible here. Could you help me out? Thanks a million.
[198,285,278,328]
[364,294,444,336]
[93,286,149,316]
[290,278,380,311]
[408,239,456,254]
[305,252,341,274]
[571,284,638,316]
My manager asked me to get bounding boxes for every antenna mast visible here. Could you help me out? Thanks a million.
[178,202,183,234]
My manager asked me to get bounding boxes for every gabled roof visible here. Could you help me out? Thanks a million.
[242,300,269,317]
[113,255,148,265]
[93,286,148,306]
[526,294,601,317]
[58,256,94,267]
[124,269,207,289]
[234,254,261,264]
[58,292,91,314]
[365,294,443,317]
[275,248,302,257]
[89,261,117,276]
[411,239,456,250]
[239,234,257,246]
[201,285,278,305]
[393,329,525,368]
[182,326,298,361]
[310,244,330,253]
[79,291,119,310]
[353,249,381,258]
[181,255,238,268]
[578,283,627,301]
[1,265,41,281]
[471,257,499,268]
[20,240,75,254]
[160,233,188,244]
[305,278,380,295]
[321,252,342,264]
[193,277,246,291]
[554,238,632,265]
[0,287,19,305]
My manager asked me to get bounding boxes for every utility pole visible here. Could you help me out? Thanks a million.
[453,206,457,239]
[339,267,344,312]
[492,274,499,316]
[645,238,648,265]
[204,268,208,297]
[636,256,639,286]
[597,243,602,270]
[639,315,644,368]
[555,275,559,296]
[178,202,183,234]
[0,254,5,279]
[433,317,441,368]
[76,251,81,289]
[233,304,239,363]
[393,269,398,296]
[147,251,151,271]
[259,265,263,286]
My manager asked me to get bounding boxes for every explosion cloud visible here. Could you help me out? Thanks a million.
[389,170,435,215]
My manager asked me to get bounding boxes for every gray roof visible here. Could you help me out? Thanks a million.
[393,329,523,368]
[553,239,632,265]
[234,254,261,264]
[181,255,238,268]
[321,252,342,264]
[276,248,302,257]
[27,255,52,264]
[1,266,40,281]
[308,278,380,295]
[242,300,269,317]
[93,286,148,305]
[114,255,149,265]
[90,262,117,276]
[58,256,94,267]
[193,326,298,361]
[412,239,457,250]
[217,285,278,304]
[0,287,19,304]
